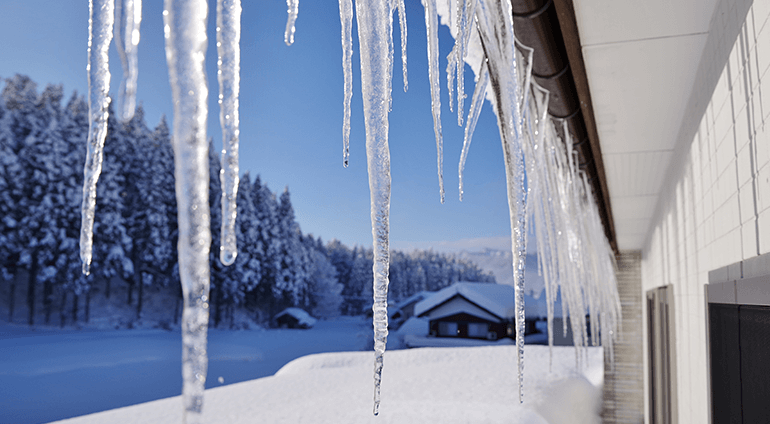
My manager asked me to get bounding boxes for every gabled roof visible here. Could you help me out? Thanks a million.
[415,282,516,320]
[415,282,550,321]
[274,307,317,327]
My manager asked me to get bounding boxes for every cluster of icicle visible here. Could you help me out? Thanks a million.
[79,0,620,420]
[79,0,244,422]
[441,0,622,397]
[338,0,531,409]
[337,0,622,410]
[520,84,622,372]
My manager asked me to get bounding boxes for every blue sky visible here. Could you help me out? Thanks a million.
[0,0,512,251]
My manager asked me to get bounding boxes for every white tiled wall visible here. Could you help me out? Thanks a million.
[641,1,770,423]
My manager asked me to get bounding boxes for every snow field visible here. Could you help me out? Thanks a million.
[0,318,370,423]
[54,344,603,424]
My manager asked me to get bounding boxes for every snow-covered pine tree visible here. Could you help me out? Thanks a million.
[0,77,25,322]
[124,107,174,320]
[9,77,59,326]
[274,187,311,308]
[93,103,134,306]
[55,92,90,324]
[303,236,342,318]
[224,171,263,325]
[246,175,281,319]
[325,239,353,297]
[207,138,226,326]
[344,247,374,315]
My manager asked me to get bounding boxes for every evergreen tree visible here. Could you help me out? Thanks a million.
[273,187,310,307]
[305,248,342,318]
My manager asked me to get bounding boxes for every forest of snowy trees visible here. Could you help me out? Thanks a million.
[0,75,495,328]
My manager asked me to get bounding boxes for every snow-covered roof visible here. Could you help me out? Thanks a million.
[414,282,545,320]
[415,282,513,320]
[395,291,432,311]
[274,308,317,327]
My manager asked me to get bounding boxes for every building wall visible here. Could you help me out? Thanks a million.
[602,252,644,424]
[640,1,770,423]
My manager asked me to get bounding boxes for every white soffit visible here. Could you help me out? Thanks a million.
[572,0,721,250]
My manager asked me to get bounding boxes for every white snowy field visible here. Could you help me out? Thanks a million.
[0,317,371,424]
[53,345,603,424]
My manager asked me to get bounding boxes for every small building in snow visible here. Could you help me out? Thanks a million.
[415,282,540,341]
[273,307,317,329]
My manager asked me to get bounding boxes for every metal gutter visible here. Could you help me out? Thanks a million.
[511,0,618,253]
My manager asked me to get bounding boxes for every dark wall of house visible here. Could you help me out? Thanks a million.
[428,313,512,341]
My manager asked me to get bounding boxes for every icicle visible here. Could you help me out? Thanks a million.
[387,1,395,113]
[453,0,477,127]
[354,0,393,415]
[338,0,353,167]
[396,0,408,92]
[284,0,299,46]
[454,0,466,126]
[163,1,211,422]
[446,47,456,113]
[216,0,241,267]
[458,58,488,201]
[80,0,115,276]
[422,0,444,203]
[114,0,142,122]
[475,0,527,403]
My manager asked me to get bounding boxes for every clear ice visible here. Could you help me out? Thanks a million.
[474,0,527,402]
[114,0,142,122]
[216,0,241,267]
[435,0,622,396]
[354,0,393,415]
[80,0,115,276]
[422,0,445,204]
[163,0,212,422]
[338,0,353,167]
[396,0,408,92]
[284,0,299,46]
[458,58,488,201]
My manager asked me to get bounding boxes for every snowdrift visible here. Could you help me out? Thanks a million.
[54,345,603,424]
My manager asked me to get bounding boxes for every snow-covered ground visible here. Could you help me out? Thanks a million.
[0,317,370,423]
[1,316,603,424]
[54,345,603,424]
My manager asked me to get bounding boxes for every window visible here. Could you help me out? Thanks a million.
[438,321,459,337]
[467,322,488,338]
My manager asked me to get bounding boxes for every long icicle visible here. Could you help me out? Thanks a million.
[396,0,408,92]
[354,0,393,416]
[458,57,488,201]
[338,0,353,167]
[80,0,115,276]
[163,1,211,422]
[217,0,241,267]
[284,0,299,46]
[475,0,527,403]
[422,0,444,203]
[454,0,467,126]
[446,47,455,113]
[114,0,142,122]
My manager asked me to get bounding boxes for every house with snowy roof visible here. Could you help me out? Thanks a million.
[413,282,543,341]
[272,307,317,329]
